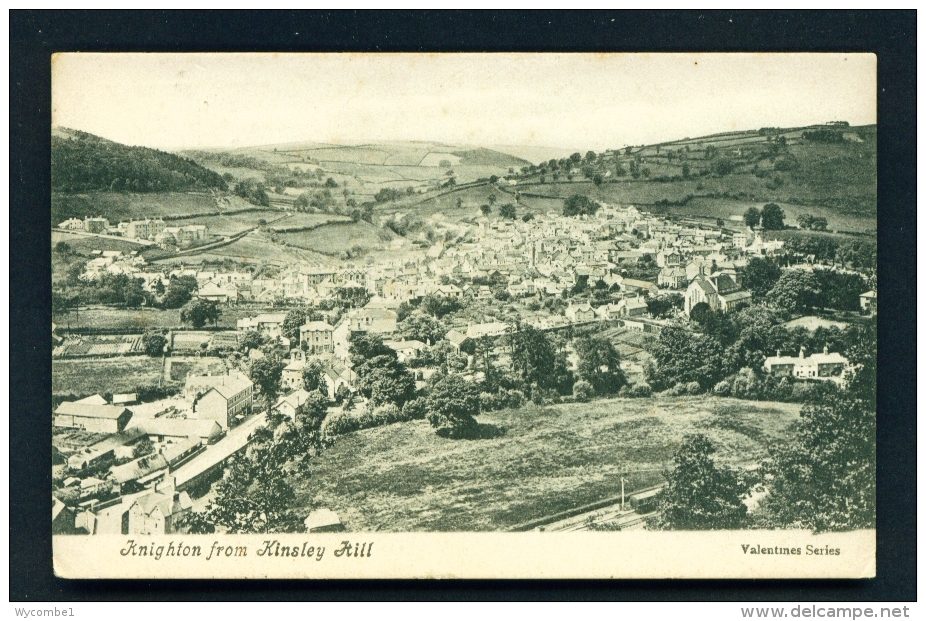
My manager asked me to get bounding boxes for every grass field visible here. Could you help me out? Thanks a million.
[153,230,334,267]
[52,191,221,224]
[52,356,165,397]
[167,210,284,236]
[292,395,802,531]
[52,306,254,332]
[168,356,228,382]
[277,221,393,256]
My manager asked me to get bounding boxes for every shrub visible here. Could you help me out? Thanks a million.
[371,403,404,426]
[629,382,652,398]
[573,380,594,402]
[713,380,732,397]
[618,385,631,397]
[685,381,702,395]
[401,397,428,421]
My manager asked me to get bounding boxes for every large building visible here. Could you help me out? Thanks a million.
[53,402,132,434]
[684,273,752,316]
[300,321,334,354]
[185,371,254,428]
[120,218,167,240]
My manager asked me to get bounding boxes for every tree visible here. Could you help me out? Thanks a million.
[238,330,264,352]
[141,332,167,357]
[348,332,396,368]
[180,298,221,329]
[649,325,727,390]
[301,359,329,397]
[420,294,462,319]
[766,270,821,315]
[646,295,682,319]
[480,204,492,216]
[355,356,416,408]
[762,394,875,532]
[399,311,445,345]
[522,213,534,222]
[760,203,786,230]
[162,275,198,309]
[281,308,308,342]
[325,177,339,188]
[743,207,761,229]
[585,150,597,162]
[593,174,603,186]
[562,194,599,217]
[499,203,517,219]
[508,324,557,395]
[682,163,691,179]
[426,374,479,438]
[574,336,627,396]
[249,355,286,405]
[296,391,329,431]
[649,435,751,530]
[741,256,782,298]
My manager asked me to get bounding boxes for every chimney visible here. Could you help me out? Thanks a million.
[799,347,805,359]
[823,345,829,355]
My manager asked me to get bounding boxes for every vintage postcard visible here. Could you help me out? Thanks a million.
[51,53,876,579]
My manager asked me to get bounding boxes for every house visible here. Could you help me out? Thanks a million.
[197,280,238,304]
[621,296,649,318]
[52,498,77,535]
[860,290,877,314]
[112,393,137,406]
[656,249,683,268]
[684,273,752,316]
[763,347,849,385]
[58,218,84,230]
[83,217,109,233]
[445,329,471,352]
[282,349,307,390]
[54,403,132,434]
[273,389,315,421]
[300,320,334,354]
[127,490,193,535]
[383,340,427,363]
[658,267,687,290]
[566,303,597,323]
[465,322,509,339]
[347,308,398,334]
[237,313,288,338]
[186,371,254,428]
[323,361,355,401]
[434,284,463,299]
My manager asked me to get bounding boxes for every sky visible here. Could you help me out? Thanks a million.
[52,53,877,153]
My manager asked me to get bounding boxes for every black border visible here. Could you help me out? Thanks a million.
[11,10,916,601]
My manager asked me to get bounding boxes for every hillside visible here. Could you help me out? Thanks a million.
[503,124,877,234]
[292,396,801,531]
[51,127,228,194]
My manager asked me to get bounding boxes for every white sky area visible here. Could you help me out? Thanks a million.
[52,53,876,153]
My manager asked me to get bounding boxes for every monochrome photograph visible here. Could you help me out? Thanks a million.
[49,53,877,579]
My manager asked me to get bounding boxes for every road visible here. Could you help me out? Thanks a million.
[53,228,156,246]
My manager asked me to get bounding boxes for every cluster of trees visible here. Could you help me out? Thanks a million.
[802,129,846,144]
[562,194,599,217]
[374,187,416,203]
[499,203,517,219]
[649,302,875,398]
[233,178,270,207]
[743,203,785,230]
[796,214,829,231]
[766,268,868,314]
[782,236,875,271]
[52,132,227,194]
[180,298,222,329]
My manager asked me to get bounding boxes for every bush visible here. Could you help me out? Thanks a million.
[401,397,429,421]
[629,382,652,398]
[573,380,594,402]
[618,385,631,397]
[321,403,413,437]
[713,380,732,396]
[685,381,702,395]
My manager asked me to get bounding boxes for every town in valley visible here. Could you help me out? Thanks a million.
[51,57,876,537]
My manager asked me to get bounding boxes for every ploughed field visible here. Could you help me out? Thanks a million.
[292,396,802,532]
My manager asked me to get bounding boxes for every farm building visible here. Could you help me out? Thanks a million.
[54,402,132,434]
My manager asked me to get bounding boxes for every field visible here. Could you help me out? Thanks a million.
[52,356,165,397]
[152,230,335,267]
[276,221,395,256]
[267,213,351,232]
[166,210,285,236]
[292,395,802,531]
[52,306,256,332]
[167,356,228,382]
[51,230,150,255]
